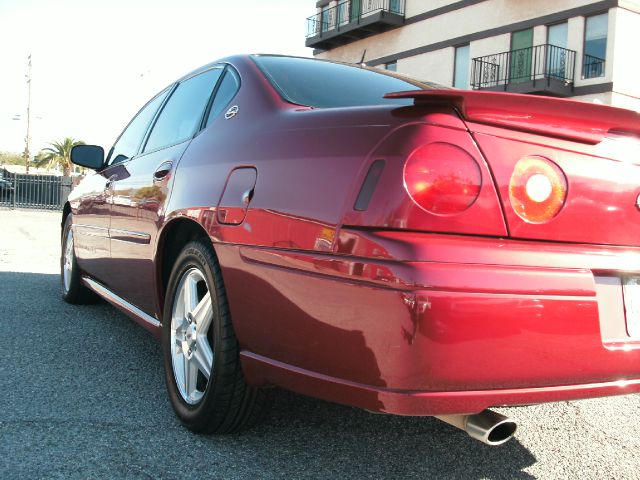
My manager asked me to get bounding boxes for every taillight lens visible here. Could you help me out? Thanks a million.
[403,142,482,215]
[509,156,567,224]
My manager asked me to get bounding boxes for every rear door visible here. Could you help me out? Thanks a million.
[108,66,226,315]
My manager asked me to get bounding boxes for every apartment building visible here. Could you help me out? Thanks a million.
[305,0,640,110]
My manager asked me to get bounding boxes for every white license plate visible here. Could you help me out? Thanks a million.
[622,276,640,339]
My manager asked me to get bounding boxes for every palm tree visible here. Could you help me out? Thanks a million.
[34,137,85,177]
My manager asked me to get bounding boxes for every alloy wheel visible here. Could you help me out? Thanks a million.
[63,228,74,293]
[170,267,214,405]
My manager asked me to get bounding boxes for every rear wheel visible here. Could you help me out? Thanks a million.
[61,214,96,304]
[162,239,270,433]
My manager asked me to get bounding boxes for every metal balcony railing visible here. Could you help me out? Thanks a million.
[582,54,605,79]
[306,0,405,39]
[471,44,576,90]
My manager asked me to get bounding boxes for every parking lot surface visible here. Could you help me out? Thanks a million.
[1,208,640,479]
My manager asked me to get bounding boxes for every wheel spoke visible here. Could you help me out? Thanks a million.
[183,274,199,313]
[193,337,213,379]
[184,355,198,398]
[174,352,185,389]
[193,292,213,334]
[63,229,74,291]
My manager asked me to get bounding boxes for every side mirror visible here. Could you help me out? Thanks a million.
[71,145,105,170]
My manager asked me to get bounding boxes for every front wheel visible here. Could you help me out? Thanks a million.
[162,239,270,433]
[61,214,96,304]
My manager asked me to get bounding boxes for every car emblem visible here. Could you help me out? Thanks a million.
[225,105,239,120]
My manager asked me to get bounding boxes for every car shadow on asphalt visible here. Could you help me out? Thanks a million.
[248,388,537,479]
[1,271,536,479]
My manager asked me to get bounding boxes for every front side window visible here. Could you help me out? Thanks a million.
[108,88,169,165]
[384,61,397,72]
[253,55,446,109]
[583,13,608,78]
[144,67,223,153]
[453,45,470,89]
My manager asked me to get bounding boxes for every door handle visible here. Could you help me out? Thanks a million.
[153,161,173,182]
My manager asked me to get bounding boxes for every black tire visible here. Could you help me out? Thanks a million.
[162,239,270,433]
[61,214,96,304]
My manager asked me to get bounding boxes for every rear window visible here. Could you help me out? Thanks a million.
[253,55,445,109]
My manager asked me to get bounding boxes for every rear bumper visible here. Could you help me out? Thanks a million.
[221,231,640,415]
[241,352,640,415]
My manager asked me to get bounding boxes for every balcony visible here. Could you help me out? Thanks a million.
[306,0,405,50]
[471,44,577,97]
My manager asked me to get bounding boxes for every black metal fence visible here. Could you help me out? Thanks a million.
[0,168,71,210]
[471,44,576,90]
[306,0,405,38]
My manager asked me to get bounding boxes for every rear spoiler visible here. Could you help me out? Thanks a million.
[385,89,640,145]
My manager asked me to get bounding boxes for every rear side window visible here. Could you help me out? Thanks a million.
[253,55,444,109]
[205,68,241,127]
[144,67,223,153]
[108,88,169,165]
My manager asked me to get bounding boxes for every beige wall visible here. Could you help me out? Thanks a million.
[405,0,457,18]
[611,7,640,100]
[611,91,640,111]
[398,48,454,85]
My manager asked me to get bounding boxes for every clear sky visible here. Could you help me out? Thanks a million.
[0,0,313,154]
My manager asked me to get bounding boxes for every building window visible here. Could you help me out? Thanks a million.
[453,45,470,89]
[321,5,331,33]
[384,61,397,72]
[583,13,607,78]
[350,0,361,21]
[547,22,568,79]
[510,28,533,83]
[389,0,402,13]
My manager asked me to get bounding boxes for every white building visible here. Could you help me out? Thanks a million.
[306,0,640,110]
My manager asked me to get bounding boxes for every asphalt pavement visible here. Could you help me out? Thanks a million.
[1,208,639,479]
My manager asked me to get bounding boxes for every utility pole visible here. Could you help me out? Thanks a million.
[23,54,32,174]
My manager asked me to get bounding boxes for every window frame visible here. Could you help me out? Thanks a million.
[199,64,242,131]
[139,65,227,156]
[452,43,470,89]
[545,21,569,80]
[546,20,568,47]
[582,11,608,79]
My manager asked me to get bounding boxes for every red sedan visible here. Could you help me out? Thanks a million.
[64,54,640,445]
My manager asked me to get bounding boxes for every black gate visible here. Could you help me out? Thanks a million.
[0,168,70,211]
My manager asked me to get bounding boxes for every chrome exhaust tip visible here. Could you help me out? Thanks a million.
[434,409,517,446]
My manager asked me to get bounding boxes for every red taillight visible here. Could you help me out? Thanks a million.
[403,142,482,215]
[509,156,567,224]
